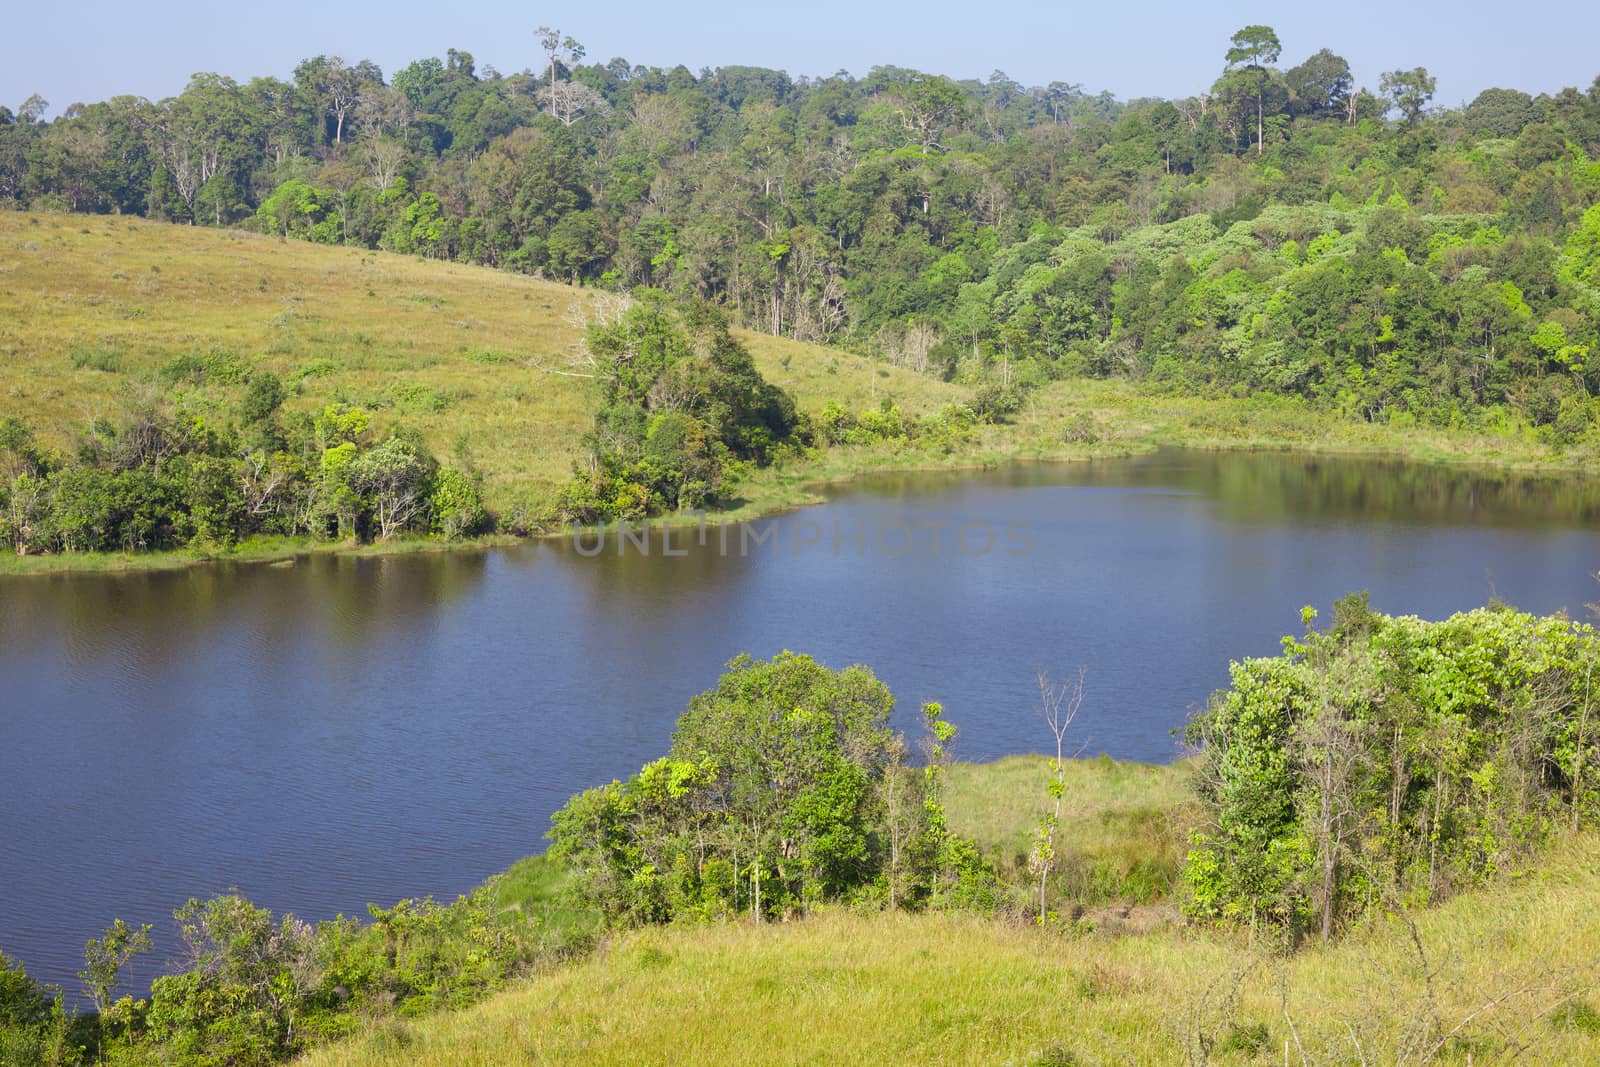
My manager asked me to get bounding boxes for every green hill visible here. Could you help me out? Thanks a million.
[0,212,961,517]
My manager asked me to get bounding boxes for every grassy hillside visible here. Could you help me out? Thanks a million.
[5,214,1586,504]
[302,876,1600,1064]
[288,756,1600,1065]
[2,212,1591,580]
[0,212,962,515]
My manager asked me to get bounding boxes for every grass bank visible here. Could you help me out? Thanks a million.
[0,532,530,576]
[305,755,1600,1066]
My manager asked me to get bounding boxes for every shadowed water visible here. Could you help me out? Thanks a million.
[2,449,1598,991]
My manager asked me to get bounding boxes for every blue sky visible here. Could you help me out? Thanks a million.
[5,0,1597,118]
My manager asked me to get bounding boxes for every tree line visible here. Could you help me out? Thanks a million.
[3,26,1600,435]
[0,354,486,556]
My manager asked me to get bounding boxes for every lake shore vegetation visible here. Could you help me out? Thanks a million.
[3,603,1599,1064]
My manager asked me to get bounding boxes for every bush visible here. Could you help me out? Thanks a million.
[550,654,988,924]
[971,382,1023,422]
[1184,599,1600,941]
[160,348,251,387]
[69,346,123,373]
[429,468,488,539]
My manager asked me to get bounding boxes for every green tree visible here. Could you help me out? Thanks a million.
[428,467,487,538]
[1185,602,1600,941]
[346,436,437,540]
[890,73,968,154]
[145,895,320,1065]
[81,918,153,1015]
[1380,67,1437,125]
[1225,25,1283,155]
[1284,48,1353,117]
[552,653,925,922]
[545,210,608,283]
[1463,87,1542,137]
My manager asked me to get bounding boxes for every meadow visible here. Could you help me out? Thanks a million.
[0,212,957,518]
[304,756,1600,1066]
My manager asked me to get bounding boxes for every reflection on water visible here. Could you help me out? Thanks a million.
[2,448,1597,991]
[841,451,1600,529]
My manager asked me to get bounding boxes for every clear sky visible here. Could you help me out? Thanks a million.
[5,0,1598,118]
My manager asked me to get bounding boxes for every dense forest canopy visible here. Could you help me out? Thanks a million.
[4,25,1600,436]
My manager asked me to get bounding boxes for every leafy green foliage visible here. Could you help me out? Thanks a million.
[549,653,996,924]
[0,951,71,1066]
[0,879,573,1067]
[558,295,799,521]
[0,367,485,556]
[1185,598,1600,942]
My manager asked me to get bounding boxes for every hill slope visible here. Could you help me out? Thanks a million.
[304,832,1600,1065]
[0,213,961,513]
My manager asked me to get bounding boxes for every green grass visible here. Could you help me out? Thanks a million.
[1044,377,1594,473]
[484,853,597,949]
[947,755,1198,908]
[0,532,532,576]
[0,211,964,520]
[294,757,1600,1064]
[307,839,1600,1065]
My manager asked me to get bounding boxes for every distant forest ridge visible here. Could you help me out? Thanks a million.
[4,25,1600,433]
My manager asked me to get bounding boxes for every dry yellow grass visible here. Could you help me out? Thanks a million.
[301,834,1600,1065]
[0,212,962,513]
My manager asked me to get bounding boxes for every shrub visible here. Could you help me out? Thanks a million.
[429,468,488,539]
[160,348,251,387]
[550,654,990,924]
[69,346,123,373]
[1185,599,1600,942]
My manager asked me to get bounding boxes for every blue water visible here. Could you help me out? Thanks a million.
[2,449,1597,991]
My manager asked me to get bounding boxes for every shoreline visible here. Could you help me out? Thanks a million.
[2,407,1594,578]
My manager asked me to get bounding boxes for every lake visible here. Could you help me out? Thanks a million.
[3,448,1598,991]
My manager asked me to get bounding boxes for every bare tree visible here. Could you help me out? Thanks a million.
[1028,667,1086,924]
[534,25,592,125]
[362,134,406,190]
[240,452,289,520]
[324,59,362,143]
[354,84,412,140]
[538,79,611,127]
[1296,629,1378,943]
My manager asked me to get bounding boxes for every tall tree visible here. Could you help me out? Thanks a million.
[888,73,967,154]
[294,55,382,145]
[1225,24,1282,155]
[1284,48,1353,117]
[1380,67,1437,126]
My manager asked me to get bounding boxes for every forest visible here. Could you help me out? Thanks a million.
[3,25,1599,438]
